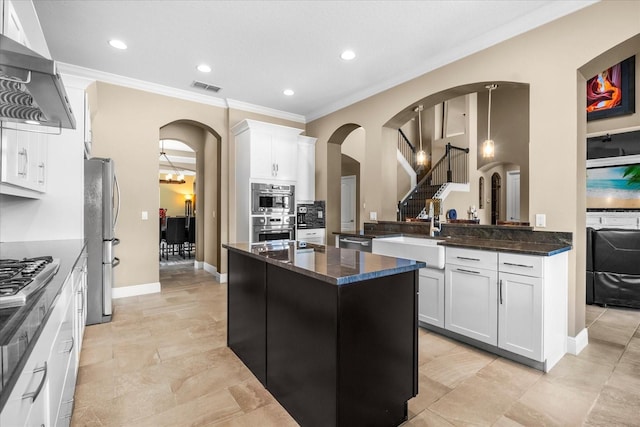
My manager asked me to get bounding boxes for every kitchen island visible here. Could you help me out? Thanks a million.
[223,241,426,427]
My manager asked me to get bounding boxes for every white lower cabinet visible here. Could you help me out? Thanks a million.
[0,249,87,426]
[498,271,542,361]
[418,268,445,328]
[442,247,567,371]
[445,262,498,345]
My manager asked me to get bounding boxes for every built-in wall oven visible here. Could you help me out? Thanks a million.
[252,216,295,242]
[251,183,295,215]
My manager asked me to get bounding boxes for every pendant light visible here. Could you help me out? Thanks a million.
[159,140,186,184]
[415,105,427,166]
[482,84,497,159]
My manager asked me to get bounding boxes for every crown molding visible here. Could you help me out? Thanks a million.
[226,99,306,124]
[57,63,306,124]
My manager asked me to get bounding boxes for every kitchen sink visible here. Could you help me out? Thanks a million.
[371,236,445,269]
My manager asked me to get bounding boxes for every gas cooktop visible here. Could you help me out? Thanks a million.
[0,257,60,308]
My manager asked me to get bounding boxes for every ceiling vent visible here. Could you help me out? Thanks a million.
[192,80,221,93]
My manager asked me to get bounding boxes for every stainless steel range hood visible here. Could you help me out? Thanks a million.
[0,34,76,129]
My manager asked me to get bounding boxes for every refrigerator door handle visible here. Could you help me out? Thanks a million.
[113,174,121,230]
[113,257,120,267]
[113,238,120,246]
[102,263,113,316]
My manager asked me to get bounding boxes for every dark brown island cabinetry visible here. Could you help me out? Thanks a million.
[225,242,424,427]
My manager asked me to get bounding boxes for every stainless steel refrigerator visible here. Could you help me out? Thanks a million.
[84,158,120,325]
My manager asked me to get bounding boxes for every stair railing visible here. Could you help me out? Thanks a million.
[397,143,469,221]
[397,129,416,171]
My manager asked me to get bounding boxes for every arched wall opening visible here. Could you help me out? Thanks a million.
[160,120,222,270]
[327,123,363,244]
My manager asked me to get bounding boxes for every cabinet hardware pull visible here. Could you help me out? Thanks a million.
[22,362,47,402]
[38,162,45,184]
[18,148,29,176]
[340,238,369,246]
[503,262,533,268]
[457,256,481,261]
[499,279,503,304]
[456,268,480,275]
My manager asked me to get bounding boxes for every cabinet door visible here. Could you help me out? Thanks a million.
[418,268,445,328]
[498,272,543,361]
[445,264,497,345]
[296,137,316,203]
[1,125,30,187]
[271,136,298,181]
[249,130,275,180]
[28,132,48,192]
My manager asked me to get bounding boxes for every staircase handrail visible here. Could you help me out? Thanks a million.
[398,129,415,152]
[397,142,470,221]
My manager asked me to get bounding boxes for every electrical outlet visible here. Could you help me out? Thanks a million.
[141,211,148,220]
[535,214,546,227]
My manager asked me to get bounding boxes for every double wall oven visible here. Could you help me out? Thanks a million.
[251,183,295,243]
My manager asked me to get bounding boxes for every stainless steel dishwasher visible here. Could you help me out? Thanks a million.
[337,235,373,252]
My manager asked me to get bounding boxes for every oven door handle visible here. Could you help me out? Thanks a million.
[259,229,293,233]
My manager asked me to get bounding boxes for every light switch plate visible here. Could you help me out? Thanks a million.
[535,213,546,227]
[141,211,148,220]
[370,211,377,220]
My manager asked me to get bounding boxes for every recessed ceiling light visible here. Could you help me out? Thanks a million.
[108,39,127,50]
[25,120,40,125]
[340,50,356,61]
[197,64,212,73]
[283,89,295,96]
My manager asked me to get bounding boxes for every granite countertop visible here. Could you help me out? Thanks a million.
[436,237,571,256]
[0,239,86,405]
[223,241,425,285]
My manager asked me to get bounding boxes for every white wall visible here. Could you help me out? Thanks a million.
[0,77,88,241]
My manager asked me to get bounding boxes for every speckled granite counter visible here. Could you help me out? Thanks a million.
[0,239,86,409]
[223,241,425,285]
[437,237,571,256]
[358,221,572,257]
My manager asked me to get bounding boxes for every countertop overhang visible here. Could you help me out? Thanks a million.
[223,241,425,285]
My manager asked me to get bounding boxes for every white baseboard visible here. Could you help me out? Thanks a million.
[112,282,161,299]
[203,262,227,283]
[567,328,589,355]
[203,262,217,275]
[194,261,204,269]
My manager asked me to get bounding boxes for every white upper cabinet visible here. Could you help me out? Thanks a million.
[296,135,316,203]
[232,119,304,184]
[0,123,48,196]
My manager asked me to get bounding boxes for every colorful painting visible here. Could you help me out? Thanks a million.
[587,164,640,209]
[586,56,635,121]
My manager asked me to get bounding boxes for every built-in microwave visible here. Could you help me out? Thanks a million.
[251,183,295,215]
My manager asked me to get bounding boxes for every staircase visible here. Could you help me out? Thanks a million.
[396,130,469,221]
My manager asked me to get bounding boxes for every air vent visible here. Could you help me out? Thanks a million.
[192,80,221,93]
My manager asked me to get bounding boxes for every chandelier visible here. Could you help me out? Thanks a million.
[159,140,185,184]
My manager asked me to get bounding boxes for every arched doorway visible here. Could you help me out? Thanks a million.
[159,120,222,275]
[327,124,364,244]
[491,172,501,225]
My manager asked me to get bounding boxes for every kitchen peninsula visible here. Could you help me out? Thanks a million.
[223,241,425,427]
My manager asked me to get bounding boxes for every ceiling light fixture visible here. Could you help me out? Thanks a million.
[415,105,427,166]
[197,64,212,73]
[340,50,356,61]
[159,140,186,184]
[108,39,127,50]
[482,84,498,159]
[283,89,294,96]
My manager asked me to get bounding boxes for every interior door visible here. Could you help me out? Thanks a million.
[506,171,520,221]
[341,175,356,232]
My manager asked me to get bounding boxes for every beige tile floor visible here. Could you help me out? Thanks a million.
[71,263,640,426]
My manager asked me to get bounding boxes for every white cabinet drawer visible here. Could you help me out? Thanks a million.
[499,253,543,278]
[446,247,497,271]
